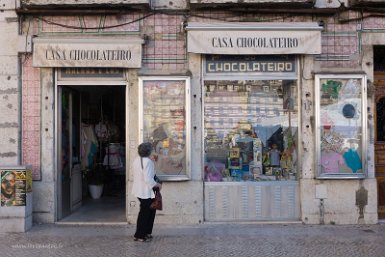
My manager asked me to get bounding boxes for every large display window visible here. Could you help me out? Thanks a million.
[204,79,299,182]
[315,74,367,179]
[139,77,191,181]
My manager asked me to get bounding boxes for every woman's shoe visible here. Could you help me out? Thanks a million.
[134,237,147,242]
[146,234,153,240]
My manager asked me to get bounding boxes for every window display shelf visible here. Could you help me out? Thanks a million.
[204,79,298,183]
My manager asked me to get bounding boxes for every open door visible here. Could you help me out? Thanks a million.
[58,87,82,220]
[374,72,385,219]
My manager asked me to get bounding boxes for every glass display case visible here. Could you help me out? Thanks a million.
[315,74,367,179]
[139,77,191,181]
[204,79,299,182]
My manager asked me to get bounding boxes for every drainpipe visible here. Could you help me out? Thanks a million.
[315,184,327,225]
[319,199,325,225]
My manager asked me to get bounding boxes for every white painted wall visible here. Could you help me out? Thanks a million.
[0,0,32,232]
[0,1,19,166]
[34,68,56,223]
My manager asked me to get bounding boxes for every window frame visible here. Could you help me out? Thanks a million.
[138,76,191,181]
[315,74,367,179]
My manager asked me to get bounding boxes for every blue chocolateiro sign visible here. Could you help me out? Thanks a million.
[204,55,296,78]
[205,55,295,74]
[33,37,144,68]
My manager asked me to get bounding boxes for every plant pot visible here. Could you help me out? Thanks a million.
[89,184,104,199]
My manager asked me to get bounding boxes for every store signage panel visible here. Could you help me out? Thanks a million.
[58,68,125,80]
[205,55,295,74]
[187,25,321,55]
[33,37,144,68]
[1,168,32,207]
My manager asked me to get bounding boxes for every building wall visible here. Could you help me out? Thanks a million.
[300,13,378,225]
[16,9,383,224]
[0,0,22,229]
[0,1,20,166]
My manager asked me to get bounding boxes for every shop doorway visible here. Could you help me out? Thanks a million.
[374,46,385,220]
[56,69,127,223]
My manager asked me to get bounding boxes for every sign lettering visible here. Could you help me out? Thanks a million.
[205,55,296,74]
[45,49,132,61]
[211,37,299,49]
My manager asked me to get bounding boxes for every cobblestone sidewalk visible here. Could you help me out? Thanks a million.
[1,223,384,257]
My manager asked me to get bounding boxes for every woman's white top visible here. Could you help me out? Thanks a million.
[131,156,157,199]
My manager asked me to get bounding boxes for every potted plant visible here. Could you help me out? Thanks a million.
[86,164,105,199]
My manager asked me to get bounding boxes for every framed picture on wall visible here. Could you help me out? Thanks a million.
[139,77,191,181]
[315,74,367,179]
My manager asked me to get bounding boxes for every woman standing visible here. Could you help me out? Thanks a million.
[131,142,162,242]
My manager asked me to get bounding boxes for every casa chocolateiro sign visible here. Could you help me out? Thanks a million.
[186,22,322,55]
[33,37,144,68]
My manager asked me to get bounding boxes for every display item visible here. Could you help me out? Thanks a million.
[280,149,293,169]
[343,148,362,173]
[321,151,345,173]
[340,79,360,98]
[252,138,263,176]
[228,148,243,180]
[103,143,124,170]
[269,144,281,167]
[321,127,344,153]
[95,121,109,141]
[342,104,356,119]
[321,80,342,99]
[206,161,225,182]
[81,123,98,170]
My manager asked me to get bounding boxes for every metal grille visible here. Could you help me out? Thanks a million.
[205,181,300,221]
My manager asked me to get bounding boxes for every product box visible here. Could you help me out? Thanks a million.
[230,169,242,178]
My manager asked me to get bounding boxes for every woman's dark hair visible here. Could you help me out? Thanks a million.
[138,142,152,157]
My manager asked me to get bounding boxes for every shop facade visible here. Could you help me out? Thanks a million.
[2,1,385,227]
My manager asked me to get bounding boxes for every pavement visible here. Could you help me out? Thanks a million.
[1,222,385,257]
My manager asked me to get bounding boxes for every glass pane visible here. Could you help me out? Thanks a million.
[61,90,71,178]
[319,78,363,174]
[142,80,187,176]
[377,98,385,142]
[204,80,298,182]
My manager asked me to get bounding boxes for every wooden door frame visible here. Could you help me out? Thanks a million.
[374,71,385,219]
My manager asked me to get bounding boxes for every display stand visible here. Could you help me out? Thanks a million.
[252,138,263,179]
[0,166,32,232]
[228,148,243,181]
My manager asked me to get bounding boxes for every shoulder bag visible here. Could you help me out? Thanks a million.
[150,190,163,210]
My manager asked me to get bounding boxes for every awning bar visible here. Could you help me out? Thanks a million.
[185,22,323,31]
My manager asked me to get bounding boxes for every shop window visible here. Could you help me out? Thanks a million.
[315,74,367,179]
[204,80,298,182]
[139,77,191,181]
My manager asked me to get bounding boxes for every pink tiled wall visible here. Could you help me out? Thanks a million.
[22,55,41,180]
[142,13,186,70]
[319,15,360,69]
[24,11,385,71]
